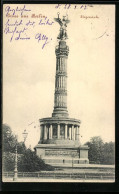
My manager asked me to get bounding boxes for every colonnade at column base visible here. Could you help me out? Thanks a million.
[39,117,81,143]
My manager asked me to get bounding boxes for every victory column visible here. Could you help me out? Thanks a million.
[35,14,89,165]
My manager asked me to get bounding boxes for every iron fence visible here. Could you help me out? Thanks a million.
[3,171,115,180]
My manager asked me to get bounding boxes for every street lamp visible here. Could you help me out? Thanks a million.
[13,135,18,181]
[6,130,11,137]
[22,129,28,143]
[13,130,28,181]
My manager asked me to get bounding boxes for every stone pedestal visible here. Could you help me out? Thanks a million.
[34,143,89,165]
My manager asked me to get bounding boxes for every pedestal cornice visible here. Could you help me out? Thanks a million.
[39,117,81,126]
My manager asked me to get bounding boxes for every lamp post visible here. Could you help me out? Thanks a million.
[6,130,11,137]
[13,135,18,181]
[22,129,28,143]
[13,130,28,181]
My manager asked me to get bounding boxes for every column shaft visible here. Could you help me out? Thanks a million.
[73,127,75,141]
[61,76,62,88]
[69,127,71,140]
[57,77,59,88]
[75,126,78,140]
[40,125,43,140]
[49,124,53,139]
[78,127,80,141]
[65,124,67,139]
[62,77,64,88]
[64,77,66,88]
[71,125,74,140]
[59,95,60,107]
[57,124,60,139]
[44,125,47,140]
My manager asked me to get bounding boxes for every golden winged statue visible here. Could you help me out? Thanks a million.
[54,13,70,40]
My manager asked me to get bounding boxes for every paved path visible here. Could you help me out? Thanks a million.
[2,177,115,183]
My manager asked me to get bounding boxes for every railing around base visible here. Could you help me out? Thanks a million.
[3,172,115,180]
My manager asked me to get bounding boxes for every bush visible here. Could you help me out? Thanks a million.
[18,149,54,172]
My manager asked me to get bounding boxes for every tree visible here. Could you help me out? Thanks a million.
[85,136,115,165]
[3,124,26,154]
[3,124,15,152]
[102,142,115,164]
[85,136,104,164]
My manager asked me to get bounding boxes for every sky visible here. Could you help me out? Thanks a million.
[3,4,115,149]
